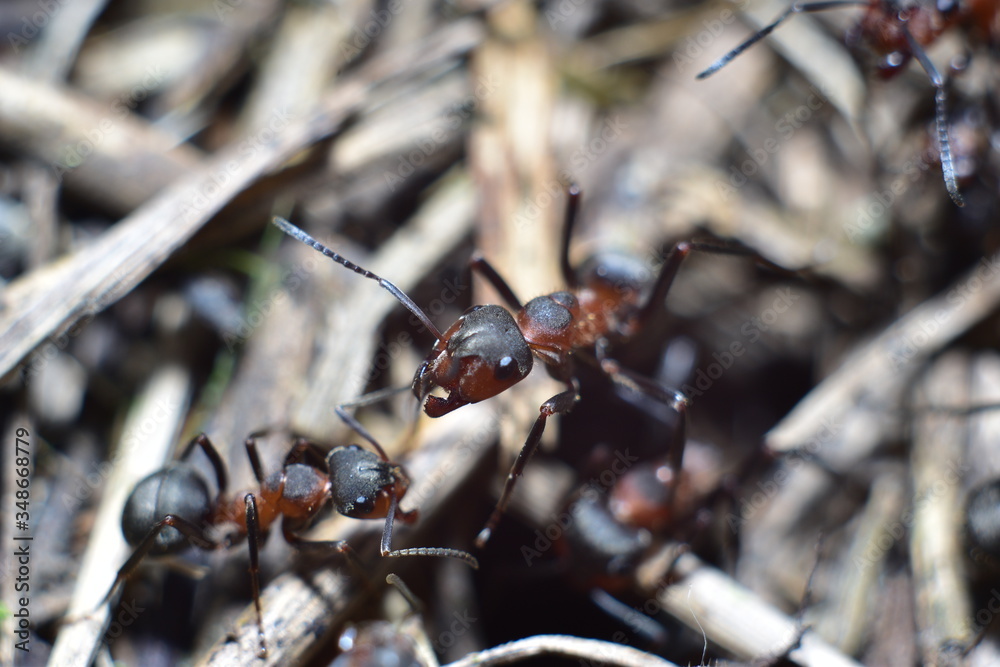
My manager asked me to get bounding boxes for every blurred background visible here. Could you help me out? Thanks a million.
[0,0,998,665]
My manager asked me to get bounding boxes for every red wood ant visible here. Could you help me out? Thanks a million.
[273,187,779,549]
[100,431,477,658]
[697,0,1000,208]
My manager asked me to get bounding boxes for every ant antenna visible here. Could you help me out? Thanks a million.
[696,1,965,206]
[899,22,964,207]
[272,217,447,340]
[385,573,426,615]
[696,1,867,80]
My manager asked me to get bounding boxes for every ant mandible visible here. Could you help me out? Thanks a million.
[101,431,477,658]
[273,186,775,548]
[697,0,1000,208]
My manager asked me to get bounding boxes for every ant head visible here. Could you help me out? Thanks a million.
[414,305,533,418]
[121,464,213,555]
[966,478,1000,563]
[327,445,409,520]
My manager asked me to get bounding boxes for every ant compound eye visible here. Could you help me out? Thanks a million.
[494,356,517,381]
[354,495,375,515]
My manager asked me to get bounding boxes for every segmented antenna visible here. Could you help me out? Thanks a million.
[697,1,965,206]
[696,1,868,80]
[272,217,446,340]
[900,24,965,207]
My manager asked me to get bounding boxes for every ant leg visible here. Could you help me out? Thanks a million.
[180,434,229,497]
[469,255,523,311]
[100,515,220,609]
[589,588,669,648]
[281,521,377,591]
[475,382,580,549]
[696,0,868,79]
[335,386,412,462]
[379,491,480,568]
[243,493,267,658]
[385,573,425,616]
[243,434,267,484]
[637,239,799,331]
[559,184,582,289]
[900,22,964,207]
[597,355,690,509]
[283,437,328,468]
[335,404,393,461]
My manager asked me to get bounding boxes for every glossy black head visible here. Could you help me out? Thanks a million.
[327,445,404,519]
[414,305,533,417]
[121,464,213,555]
[967,478,1000,560]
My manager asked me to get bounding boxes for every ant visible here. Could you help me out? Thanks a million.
[100,431,477,658]
[966,477,1000,569]
[697,0,1000,207]
[273,185,786,549]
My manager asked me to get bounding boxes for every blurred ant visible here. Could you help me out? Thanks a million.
[101,431,477,658]
[274,186,784,548]
[332,573,432,667]
[966,477,1000,568]
[697,0,1000,207]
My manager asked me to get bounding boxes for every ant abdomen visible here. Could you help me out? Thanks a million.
[577,251,649,296]
[562,490,652,586]
[121,464,212,555]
